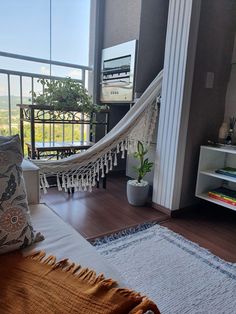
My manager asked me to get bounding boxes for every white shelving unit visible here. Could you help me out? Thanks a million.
[195,145,236,211]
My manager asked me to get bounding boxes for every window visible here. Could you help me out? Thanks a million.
[0,0,91,68]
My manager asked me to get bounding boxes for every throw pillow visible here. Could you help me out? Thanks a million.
[0,134,43,254]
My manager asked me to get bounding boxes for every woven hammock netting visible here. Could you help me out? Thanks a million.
[33,70,163,193]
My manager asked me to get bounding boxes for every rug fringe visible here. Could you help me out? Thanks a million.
[90,222,156,246]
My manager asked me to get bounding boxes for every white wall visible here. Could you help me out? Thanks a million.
[225,34,236,125]
[152,0,201,211]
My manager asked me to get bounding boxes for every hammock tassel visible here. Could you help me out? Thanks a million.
[81,175,84,188]
[109,159,113,171]
[78,179,82,192]
[43,174,50,188]
[125,138,128,150]
[101,160,105,178]
[121,141,125,159]
[66,175,71,189]
[83,176,87,191]
[114,152,117,166]
[86,174,89,186]
[96,161,100,175]
[92,174,96,186]
[61,174,65,188]
[92,166,96,186]
[61,174,68,192]
[57,174,62,191]
[40,176,47,194]
[75,174,79,187]
[104,154,109,174]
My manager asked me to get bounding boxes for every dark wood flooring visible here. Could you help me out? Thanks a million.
[42,175,236,263]
[42,175,168,240]
[161,205,236,263]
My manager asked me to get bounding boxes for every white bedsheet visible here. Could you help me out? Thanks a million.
[23,203,125,285]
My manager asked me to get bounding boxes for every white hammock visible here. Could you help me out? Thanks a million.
[33,70,163,193]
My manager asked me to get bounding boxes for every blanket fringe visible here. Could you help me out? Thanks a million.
[26,250,159,314]
[27,251,118,287]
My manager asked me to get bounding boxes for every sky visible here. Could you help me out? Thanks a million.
[0,0,91,96]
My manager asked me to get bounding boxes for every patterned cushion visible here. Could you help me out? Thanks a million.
[0,135,43,254]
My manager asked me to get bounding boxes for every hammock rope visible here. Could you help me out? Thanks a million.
[33,70,163,193]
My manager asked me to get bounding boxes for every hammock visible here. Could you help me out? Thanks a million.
[33,70,163,193]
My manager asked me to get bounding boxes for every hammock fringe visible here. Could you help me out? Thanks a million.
[35,70,163,193]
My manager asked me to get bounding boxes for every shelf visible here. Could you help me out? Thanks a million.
[196,146,236,212]
[201,145,236,155]
[196,193,236,211]
[200,170,236,183]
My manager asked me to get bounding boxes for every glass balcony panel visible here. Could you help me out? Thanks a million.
[51,0,91,66]
[51,65,83,80]
[10,75,20,135]
[0,74,9,135]
[0,0,50,59]
[0,57,51,77]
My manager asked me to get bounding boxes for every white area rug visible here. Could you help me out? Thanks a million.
[94,224,236,314]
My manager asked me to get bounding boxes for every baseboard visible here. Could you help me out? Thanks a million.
[152,202,172,216]
[152,202,201,217]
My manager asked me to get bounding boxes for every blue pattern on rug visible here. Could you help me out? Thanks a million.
[92,223,236,314]
[93,223,236,279]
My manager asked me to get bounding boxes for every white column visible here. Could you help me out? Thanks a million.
[152,0,201,211]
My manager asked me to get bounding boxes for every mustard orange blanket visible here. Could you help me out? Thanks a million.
[0,251,160,314]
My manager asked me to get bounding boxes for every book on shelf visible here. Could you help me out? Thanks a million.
[208,187,236,206]
[215,167,236,178]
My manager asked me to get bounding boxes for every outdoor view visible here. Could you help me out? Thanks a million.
[0,0,91,155]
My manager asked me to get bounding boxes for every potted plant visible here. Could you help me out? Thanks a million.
[32,78,105,116]
[127,141,153,206]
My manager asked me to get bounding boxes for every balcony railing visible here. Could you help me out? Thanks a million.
[0,52,92,157]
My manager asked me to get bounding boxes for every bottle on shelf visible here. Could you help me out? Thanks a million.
[218,122,228,144]
[225,116,236,145]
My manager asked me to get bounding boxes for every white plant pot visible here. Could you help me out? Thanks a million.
[127,180,149,206]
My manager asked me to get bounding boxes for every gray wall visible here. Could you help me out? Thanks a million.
[225,32,236,138]
[135,0,168,95]
[103,0,142,49]
[179,0,236,208]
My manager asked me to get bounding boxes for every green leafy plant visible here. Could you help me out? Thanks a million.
[32,78,105,116]
[133,141,153,183]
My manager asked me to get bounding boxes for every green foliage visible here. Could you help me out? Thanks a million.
[133,141,153,183]
[32,78,105,117]
[0,109,88,156]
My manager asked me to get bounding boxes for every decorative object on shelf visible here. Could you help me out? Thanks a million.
[127,141,153,206]
[218,122,228,143]
[225,116,236,145]
[31,78,107,116]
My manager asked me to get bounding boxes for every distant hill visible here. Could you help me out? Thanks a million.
[0,96,30,109]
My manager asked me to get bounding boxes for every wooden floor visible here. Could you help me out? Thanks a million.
[42,175,168,239]
[161,205,236,263]
[42,175,236,263]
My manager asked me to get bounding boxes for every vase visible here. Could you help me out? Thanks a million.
[127,180,149,206]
